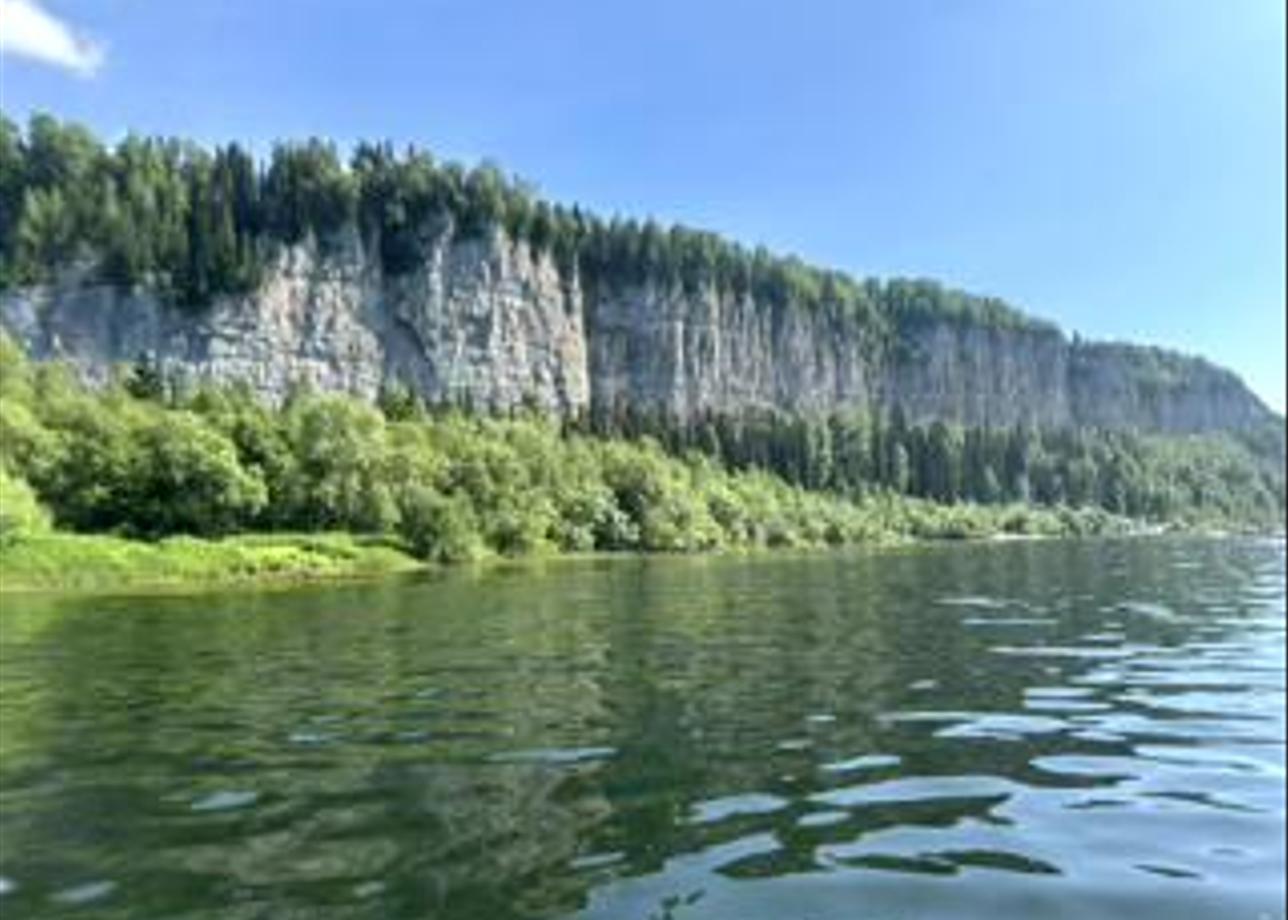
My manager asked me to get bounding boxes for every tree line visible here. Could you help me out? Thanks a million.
[572,401,1284,525]
[3,331,1281,564]
[0,112,1052,337]
[0,334,1165,560]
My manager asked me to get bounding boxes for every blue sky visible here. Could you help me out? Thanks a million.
[2,0,1284,410]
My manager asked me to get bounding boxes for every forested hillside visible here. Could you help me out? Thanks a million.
[0,113,1282,579]
[1,332,1281,568]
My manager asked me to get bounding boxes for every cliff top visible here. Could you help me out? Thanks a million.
[0,111,1274,428]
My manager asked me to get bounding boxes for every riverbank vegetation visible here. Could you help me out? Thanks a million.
[1,331,1281,592]
[575,401,1284,526]
[0,531,420,593]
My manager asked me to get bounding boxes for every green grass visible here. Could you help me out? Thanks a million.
[0,500,1140,597]
[0,531,423,594]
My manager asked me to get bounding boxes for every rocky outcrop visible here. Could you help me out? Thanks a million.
[1,230,589,415]
[0,229,1273,434]
[585,282,883,418]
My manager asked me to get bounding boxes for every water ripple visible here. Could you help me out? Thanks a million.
[0,536,1281,920]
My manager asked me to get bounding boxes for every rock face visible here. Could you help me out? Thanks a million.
[2,230,589,415]
[0,229,1273,434]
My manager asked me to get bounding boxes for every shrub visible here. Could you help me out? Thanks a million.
[397,485,483,563]
[0,467,51,538]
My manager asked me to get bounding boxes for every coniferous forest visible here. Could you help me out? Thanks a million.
[0,112,1048,333]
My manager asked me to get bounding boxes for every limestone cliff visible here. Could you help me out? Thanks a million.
[0,229,1273,434]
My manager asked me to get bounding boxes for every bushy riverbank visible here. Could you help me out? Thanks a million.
[1,330,1278,594]
[0,499,1135,594]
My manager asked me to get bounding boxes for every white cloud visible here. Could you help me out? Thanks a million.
[0,0,104,76]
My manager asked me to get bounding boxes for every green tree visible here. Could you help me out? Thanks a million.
[282,395,398,531]
[129,412,267,535]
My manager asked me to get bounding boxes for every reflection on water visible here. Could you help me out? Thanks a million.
[0,537,1283,919]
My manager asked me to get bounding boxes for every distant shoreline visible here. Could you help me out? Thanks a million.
[2,523,1274,599]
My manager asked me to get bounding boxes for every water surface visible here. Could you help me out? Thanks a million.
[0,537,1283,918]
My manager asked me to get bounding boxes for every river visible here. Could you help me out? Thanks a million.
[0,536,1283,919]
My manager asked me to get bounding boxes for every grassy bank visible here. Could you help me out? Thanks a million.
[0,500,1138,595]
[0,532,422,594]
